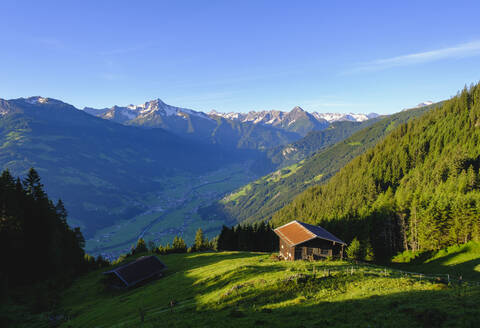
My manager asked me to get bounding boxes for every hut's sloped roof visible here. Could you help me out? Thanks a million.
[103,255,166,287]
[274,221,315,245]
[274,220,346,246]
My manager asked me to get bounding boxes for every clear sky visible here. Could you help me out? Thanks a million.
[1,0,479,114]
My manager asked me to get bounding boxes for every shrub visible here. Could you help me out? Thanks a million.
[346,238,363,260]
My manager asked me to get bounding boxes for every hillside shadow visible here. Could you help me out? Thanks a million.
[426,253,480,281]
[390,247,480,281]
[140,280,480,328]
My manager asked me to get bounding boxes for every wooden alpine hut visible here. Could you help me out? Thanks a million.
[274,220,346,261]
[103,255,167,288]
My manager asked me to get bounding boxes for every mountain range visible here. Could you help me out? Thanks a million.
[84,98,379,138]
[0,95,382,253]
[210,108,379,124]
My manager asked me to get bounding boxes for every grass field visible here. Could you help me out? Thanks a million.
[53,251,480,328]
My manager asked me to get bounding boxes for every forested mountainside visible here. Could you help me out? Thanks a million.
[0,97,251,236]
[253,118,381,172]
[201,104,433,225]
[272,84,480,260]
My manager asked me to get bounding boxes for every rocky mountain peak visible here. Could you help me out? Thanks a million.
[291,106,305,113]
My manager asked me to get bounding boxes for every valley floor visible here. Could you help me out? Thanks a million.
[85,163,256,260]
[54,251,480,328]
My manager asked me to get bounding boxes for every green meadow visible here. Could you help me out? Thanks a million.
[51,248,480,328]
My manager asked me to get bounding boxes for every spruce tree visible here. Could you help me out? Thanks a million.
[194,228,205,251]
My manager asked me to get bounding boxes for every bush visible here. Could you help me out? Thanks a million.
[346,238,363,260]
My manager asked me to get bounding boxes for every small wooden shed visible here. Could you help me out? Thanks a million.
[274,220,346,261]
[103,255,167,288]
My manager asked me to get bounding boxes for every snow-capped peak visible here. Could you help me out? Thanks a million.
[415,101,434,108]
[210,107,378,125]
[24,96,51,104]
[312,112,376,123]
[85,98,214,123]
[291,106,305,112]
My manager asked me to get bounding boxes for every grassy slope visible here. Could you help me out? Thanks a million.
[391,241,480,281]
[54,250,480,328]
[203,105,434,225]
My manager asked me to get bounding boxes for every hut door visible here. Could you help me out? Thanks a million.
[295,247,302,260]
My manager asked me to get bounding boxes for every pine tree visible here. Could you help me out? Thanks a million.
[194,228,205,251]
[134,238,148,254]
[56,199,68,225]
[23,168,45,200]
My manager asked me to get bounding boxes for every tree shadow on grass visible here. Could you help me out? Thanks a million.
[390,247,480,281]
[143,279,480,328]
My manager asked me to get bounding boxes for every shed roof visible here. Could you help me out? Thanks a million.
[103,255,166,287]
[274,220,346,246]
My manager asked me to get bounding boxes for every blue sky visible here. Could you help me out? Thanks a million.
[1,1,479,114]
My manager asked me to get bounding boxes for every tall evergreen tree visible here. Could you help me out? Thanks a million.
[194,228,206,251]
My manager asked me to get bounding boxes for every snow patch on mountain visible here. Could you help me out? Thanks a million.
[415,101,434,108]
[85,98,214,123]
[312,112,379,122]
[211,108,378,124]
[25,96,49,104]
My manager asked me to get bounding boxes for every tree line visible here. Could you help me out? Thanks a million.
[112,228,216,264]
[115,221,278,264]
[217,222,278,252]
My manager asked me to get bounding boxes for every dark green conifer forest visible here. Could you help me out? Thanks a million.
[0,168,100,310]
[217,222,277,252]
[273,83,480,260]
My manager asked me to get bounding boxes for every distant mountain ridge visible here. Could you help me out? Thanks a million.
[83,99,301,151]
[210,106,328,137]
[84,98,379,139]
[82,99,381,153]
[84,98,213,125]
[210,108,379,124]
